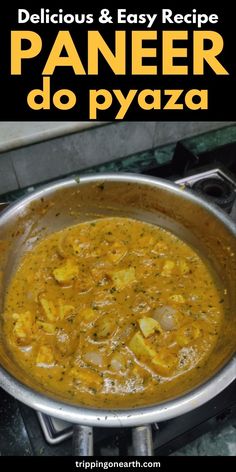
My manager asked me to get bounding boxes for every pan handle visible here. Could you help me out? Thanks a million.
[132,425,154,456]
[72,424,153,456]
[73,425,94,456]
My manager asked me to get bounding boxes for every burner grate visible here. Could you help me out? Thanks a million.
[176,166,236,213]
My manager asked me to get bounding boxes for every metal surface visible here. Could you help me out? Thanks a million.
[73,425,93,456]
[37,411,72,445]
[132,425,154,456]
[176,167,236,188]
[0,173,235,428]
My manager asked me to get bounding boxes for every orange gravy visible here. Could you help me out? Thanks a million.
[3,217,223,407]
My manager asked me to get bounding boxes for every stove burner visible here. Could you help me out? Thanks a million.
[192,177,236,213]
[176,167,236,214]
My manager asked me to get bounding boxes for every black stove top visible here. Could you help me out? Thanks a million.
[0,380,235,456]
[0,129,236,456]
[141,139,236,182]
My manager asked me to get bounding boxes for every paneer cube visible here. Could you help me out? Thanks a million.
[36,345,54,366]
[39,297,57,321]
[108,241,127,263]
[69,367,103,391]
[36,321,55,334]
[138,317,163,338]
[152,350,178,376]
[112,267,136,290]
[128,332,157,359]
[161,260,175,277]
[13,311,33,342]
[53,259,79,284]
[169,294,186,304]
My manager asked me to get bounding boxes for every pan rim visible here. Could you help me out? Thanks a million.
[0,172,235,426]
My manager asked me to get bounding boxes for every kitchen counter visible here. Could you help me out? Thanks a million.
[0,122,103,153]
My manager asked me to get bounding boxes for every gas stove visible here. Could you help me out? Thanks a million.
[0,126,236,456]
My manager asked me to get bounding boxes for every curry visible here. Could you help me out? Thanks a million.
[3,217,224,408]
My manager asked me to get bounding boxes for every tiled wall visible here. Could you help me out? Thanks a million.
[0,121,234,195]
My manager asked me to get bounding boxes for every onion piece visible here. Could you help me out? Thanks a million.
[110,352,126,372]
[153,305,177,331]
[83,351,104,367]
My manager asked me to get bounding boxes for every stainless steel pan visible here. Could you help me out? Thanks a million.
[0,174,235,455]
